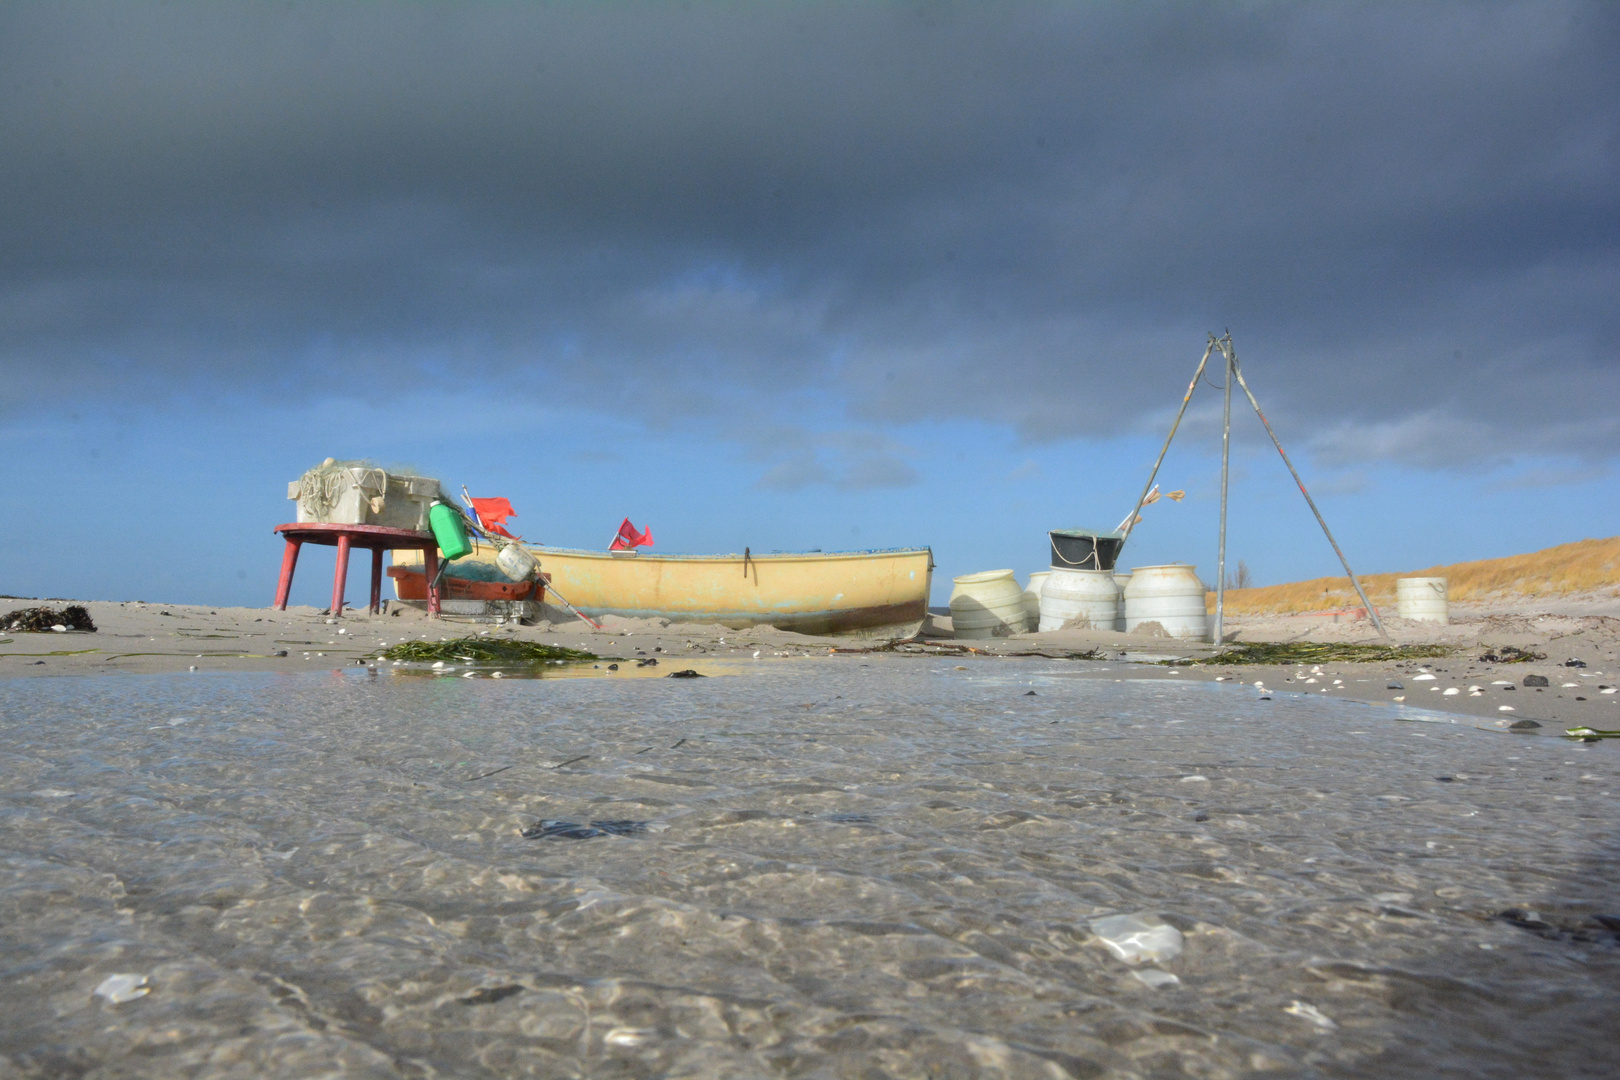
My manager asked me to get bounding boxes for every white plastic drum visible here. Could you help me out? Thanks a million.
[1039,568,1121,632]
[1111,572,1133,629]
[1022,572,1051,626]
[1396,577,1449,624]
[950,570,1031,638]
[1124,564,1211,641]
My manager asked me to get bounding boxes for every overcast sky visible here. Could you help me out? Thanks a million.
[3,2,1618,605]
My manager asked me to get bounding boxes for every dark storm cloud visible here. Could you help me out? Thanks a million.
[2,1,1617,475]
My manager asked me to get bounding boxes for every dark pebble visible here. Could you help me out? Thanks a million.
[1193,811,1210,822]
[460,985,524,1006]
[1496,908,1553,932]
[1577,697,1587,701]
[522,819,648,840]
[1024,690,1037,696]
[607,663,618,671]
[1509,719,1542,729]
[1435,776,1455,782]
[1565,658,1587,668]
[1523,675,1549,687]
[274,650,288,657]
[1387,681,1404,690]
[668,669,706,678]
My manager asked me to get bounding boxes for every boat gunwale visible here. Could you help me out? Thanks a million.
[485,545,933,564]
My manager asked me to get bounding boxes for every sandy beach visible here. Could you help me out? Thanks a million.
[7,594,1620,735]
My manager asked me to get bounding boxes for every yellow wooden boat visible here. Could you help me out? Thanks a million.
[392,541,934,635]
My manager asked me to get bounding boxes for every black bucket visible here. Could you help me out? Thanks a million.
[1048,530,1124,572]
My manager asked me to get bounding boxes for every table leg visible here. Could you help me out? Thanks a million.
[274,539,302,610]
[332,533,351,617]
[369,548,384,614]
[423,547,441,618]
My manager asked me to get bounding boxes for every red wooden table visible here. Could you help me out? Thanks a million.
[273,523,442,617]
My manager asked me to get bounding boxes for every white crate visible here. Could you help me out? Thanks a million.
[289,469,439,531]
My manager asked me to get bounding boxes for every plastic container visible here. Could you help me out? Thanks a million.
[1124,564,1210,640]
[1396,577,1449,624]
[1022,571,1051,625]
[289,467,439,531]
[495,542,539,582]
[949,570,1030,638]
[428,503,474,561]
[1048,529,1125,572]
[1111,572,1133,629]
[1038,568,1121,632]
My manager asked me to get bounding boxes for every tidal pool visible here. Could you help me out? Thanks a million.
[2,661,1616,1078]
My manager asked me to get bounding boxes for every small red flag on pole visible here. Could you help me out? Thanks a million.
[609,518,654,550]
[468,496,520,539]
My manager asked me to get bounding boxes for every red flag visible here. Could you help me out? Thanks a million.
[469,497,520,539]
[609,517,654,550]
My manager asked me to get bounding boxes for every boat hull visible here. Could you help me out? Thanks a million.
[393,543,933,635]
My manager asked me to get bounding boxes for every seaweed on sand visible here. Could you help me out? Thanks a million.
[1478,646,1546,664]
[379,637,597,664]
[1,605,96,633]
[1169,641,1453,666]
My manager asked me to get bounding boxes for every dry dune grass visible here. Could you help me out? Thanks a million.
[1214,536,1620,615]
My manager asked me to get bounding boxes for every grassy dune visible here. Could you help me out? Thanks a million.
[1214,536,1620,615]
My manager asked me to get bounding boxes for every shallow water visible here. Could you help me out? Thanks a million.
[2,661,1617,1079]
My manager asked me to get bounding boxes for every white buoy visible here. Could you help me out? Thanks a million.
[949,570,1030,638]
[1124,564,1211,641]
[1038,568,1121,632]
[1396,577,1449,624]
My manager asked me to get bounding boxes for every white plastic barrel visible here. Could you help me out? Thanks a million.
[1111,572,1133,630]
[1022,572,1051,625]
[1396,577,1449,624]
[1039,568,1121,632]
[1124,564,1211,641]
[950,570,1030,638]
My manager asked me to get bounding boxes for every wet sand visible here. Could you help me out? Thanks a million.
[6,596,1620,734]
[2,660,1617,1078]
